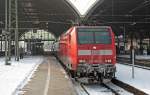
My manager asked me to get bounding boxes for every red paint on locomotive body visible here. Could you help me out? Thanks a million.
[59,26,116,79]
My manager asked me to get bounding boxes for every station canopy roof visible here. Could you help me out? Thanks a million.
[67,0,100,16]
[0,0,150,38]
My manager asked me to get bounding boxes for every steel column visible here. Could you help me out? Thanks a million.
[0,36,2,52]
[15,0,19,61]
[8,0,12,61]
[123,25,126,54]
[5,0,10,65]
[132,49,135,79]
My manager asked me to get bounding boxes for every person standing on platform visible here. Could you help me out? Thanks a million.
[19,47,24,59]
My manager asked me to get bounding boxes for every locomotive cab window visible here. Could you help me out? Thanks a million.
[77,28,111,44]
[95,31,111,44]
[78,31,94,44]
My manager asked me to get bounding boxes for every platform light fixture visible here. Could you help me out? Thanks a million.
[130,22,136,25]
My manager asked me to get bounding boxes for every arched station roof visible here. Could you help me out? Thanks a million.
[0,0,80,38]
[85,0,150,38]
[0,0,150,38]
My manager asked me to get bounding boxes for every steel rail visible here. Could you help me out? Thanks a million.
[101,83,120,95]
[80,83,90,95]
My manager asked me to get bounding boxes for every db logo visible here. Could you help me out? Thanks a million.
[93,46,96,49]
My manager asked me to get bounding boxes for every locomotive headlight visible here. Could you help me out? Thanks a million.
[108,59,112,63]
[105,59,112,63]
[79,59,86,63]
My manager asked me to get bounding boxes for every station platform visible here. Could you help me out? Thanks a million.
[21,56,76,95]
[116,63,150,94]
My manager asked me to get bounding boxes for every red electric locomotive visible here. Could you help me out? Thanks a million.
[58,26,116,81]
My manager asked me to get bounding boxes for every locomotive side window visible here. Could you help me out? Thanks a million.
[78,28,111,44]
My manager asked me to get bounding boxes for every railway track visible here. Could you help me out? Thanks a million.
[101,83,120,95]
[56,56,132,95]
[72,79,132,95]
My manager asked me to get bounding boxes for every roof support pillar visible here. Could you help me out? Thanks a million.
[15,0,19,61]
[5,0,10,65]
[8,0,12,61]
[7,0,19,61]
[123,25,126,54]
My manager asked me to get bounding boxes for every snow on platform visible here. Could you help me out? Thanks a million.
[0,56,43,95]
[118,55,150,60]
[116,63,150,94]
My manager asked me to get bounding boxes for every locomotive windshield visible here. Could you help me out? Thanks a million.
[77,31,94,44]
[78,28,111,44]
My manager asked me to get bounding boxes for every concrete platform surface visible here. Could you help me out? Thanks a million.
[20,56,76,95]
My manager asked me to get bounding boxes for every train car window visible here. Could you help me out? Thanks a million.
[95,31,111,44]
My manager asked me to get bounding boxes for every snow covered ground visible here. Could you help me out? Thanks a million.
[116,63,150,94]
[1,55,149,95]
[118,55,150,60]
[0,56,43,95]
